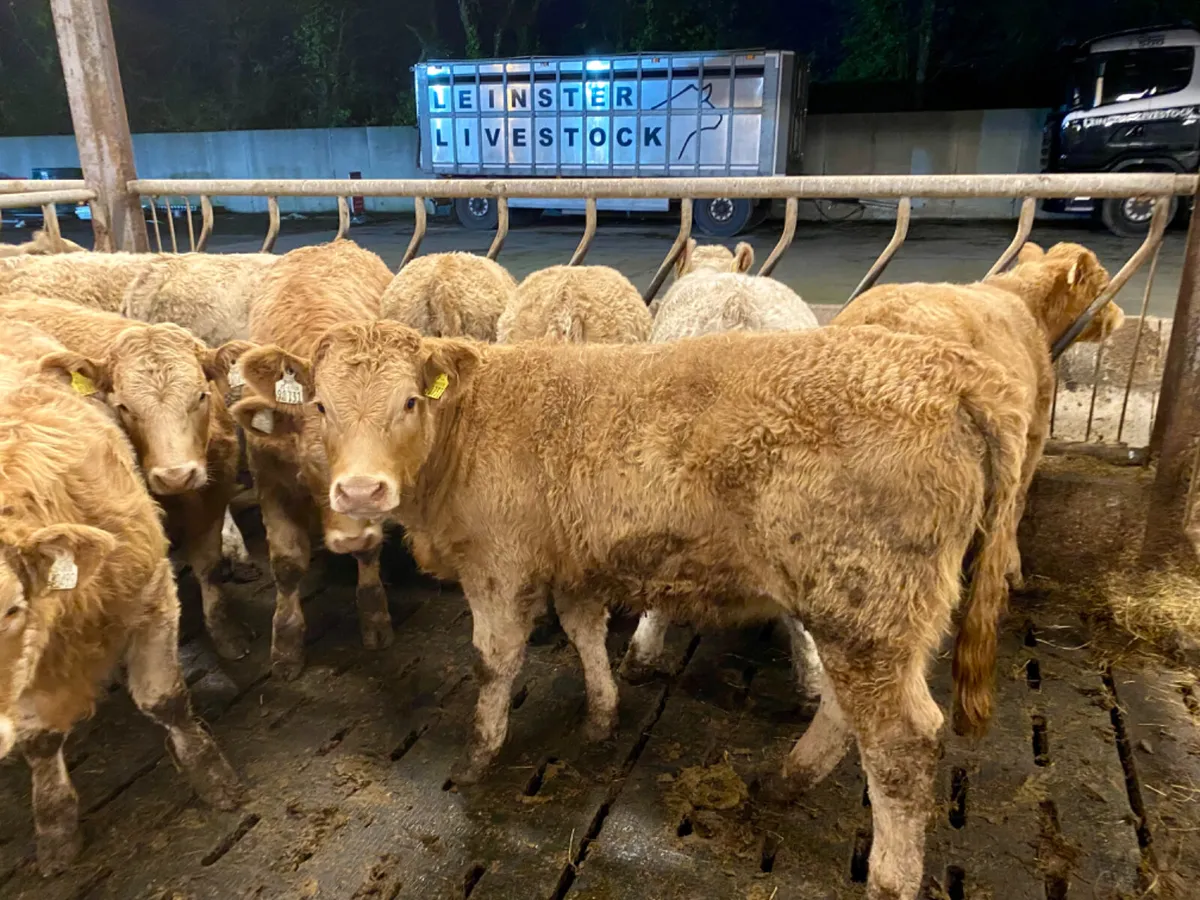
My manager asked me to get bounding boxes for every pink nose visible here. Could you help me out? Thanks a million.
[148,462,205,495]
[333,476,390,513]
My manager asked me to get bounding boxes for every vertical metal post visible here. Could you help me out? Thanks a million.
[49,0,148,252]
[1143,185,1200,563]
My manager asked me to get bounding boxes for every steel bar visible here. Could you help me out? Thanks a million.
[1051,196,1171,361]
[643,198,694,303]
[0,180,88,193]
[843,196,912,307]
[337,196,350,240]
[1117,244,1162,444]
[198,196,213,251]
[147,195,163,252]
[184,196,196,252]
[262,197,280,253]
[0,189,95,209]
[569,197,597,266]
[129,173,1198,200]
[162,197,177,253]
[39,203,62,245]
[985,196,1037,278]
[486,197,508,261]
[758,197,798,277]
[400,198,427,269]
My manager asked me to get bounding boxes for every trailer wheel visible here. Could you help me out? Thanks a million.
[454,197,499,231]
[694,198,754,237]
[1101,195,1177,238]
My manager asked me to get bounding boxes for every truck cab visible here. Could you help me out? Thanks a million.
[1042,25,1200,235]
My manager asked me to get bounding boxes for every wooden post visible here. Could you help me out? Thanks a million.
[49,0,148,252]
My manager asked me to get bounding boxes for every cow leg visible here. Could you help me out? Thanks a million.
[555,595,619,742]
[617,611,670,684]
[24,731,80,876]
[353,547,394,650]
[187,500,251,661]
[261,497,311,681]
[125,561,244,810]
[220,508,258,582]
[452,576,538,785]
[1006,426,1045,590]
[782,616,823,702]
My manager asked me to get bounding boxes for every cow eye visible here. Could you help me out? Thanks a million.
[197,391,209,405]
[315,401,326,415]
[405,397,417,411]
[3,605,20,619]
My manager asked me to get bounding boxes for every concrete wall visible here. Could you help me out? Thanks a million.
[0,109,1050,218]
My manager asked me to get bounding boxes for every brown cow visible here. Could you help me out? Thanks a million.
[497,265,651,343]
[228,239,395,680]
[0,294,253,659]
[381,251,516,341]
[833,241,1118,588]
[0,332,242,875]
[244,320,1026,900]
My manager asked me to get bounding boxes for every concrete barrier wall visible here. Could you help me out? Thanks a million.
[0,109,1050,218]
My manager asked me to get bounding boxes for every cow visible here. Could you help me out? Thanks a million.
[241,319,1027,900]
[0,327,242,875]
[227,239,395,680]
[832,240,1118,588]
[0,229,87,258]
[382,252,516,341]
[0,294,253,659]
[498,265,652,343]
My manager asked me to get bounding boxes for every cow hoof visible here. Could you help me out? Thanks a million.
[188,751,245,811]
[360,619,394,651]
[36,828,82,876]
[449,755,491,787]
[617,654,665,686]
[583,714,617,744]
[751,768,807,807]
[210,620,253,661]
[225,559,262,584]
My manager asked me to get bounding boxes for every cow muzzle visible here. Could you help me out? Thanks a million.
[148,462,208,495]
[325,524,384,555]
[331,475,399,518]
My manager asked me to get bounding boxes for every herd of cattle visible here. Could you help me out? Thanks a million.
[0,225,1123,899]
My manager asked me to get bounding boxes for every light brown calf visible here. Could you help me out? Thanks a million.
[229,239,395,680]
[382,252,516,340]
[497,265,651,343]
[246,320,1026,900]
[0,229,87,257]
[0,294,253,659]
[0,335,241,875]
[833,241,1118,587]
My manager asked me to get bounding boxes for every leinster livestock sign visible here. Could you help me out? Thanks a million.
[414,51,802,177]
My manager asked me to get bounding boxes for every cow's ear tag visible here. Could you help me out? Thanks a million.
[47,551,78,590]
[250,408,275,434]
[71,372,97,397]
[424,373,449,400]
[275,370,304,405]
[227,362,246,389]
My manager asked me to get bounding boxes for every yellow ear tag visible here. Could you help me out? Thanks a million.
[425,373,449,400]
[47,551,78,591]
[71,371,97,397]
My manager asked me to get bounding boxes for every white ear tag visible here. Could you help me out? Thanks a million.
[250,408,275,434]
[47,551,78,591]
[227,362,245,389]
[275,371,304,405]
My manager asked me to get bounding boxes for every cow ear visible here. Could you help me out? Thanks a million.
[230,395,303,442]
[1016,242,1045,265]
[674,238,696,279]
[733,242,754,273]
[6,524,116,597]
[199,340,256,394]
[37,351,112,397]
[420,338,480,403]
[236,345,314,406]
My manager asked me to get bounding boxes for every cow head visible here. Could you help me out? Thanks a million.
[675,240,754,278]
[38,326,252,496]
[1012,242,1120,344]
[236,323,479,521]
[0,524,115,758]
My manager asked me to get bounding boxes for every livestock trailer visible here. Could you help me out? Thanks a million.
[413,50,809,236]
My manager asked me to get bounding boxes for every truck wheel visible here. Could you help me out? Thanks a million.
[694,198,754,238]
[454,197,499,231]
[1101,195,1177,238]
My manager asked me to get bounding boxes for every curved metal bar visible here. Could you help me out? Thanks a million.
[400,197,427,269]
[147,195,163,252]
[198,196,214,251]
[842,196,912,309]
[337,196,350,240]
[758,196,798,277]
[261,196,280,253]
[486,197,509,261]
[986,196,1037,278]
[163,196,178,253]
[569,197,598,266]
[1116,243,1163,445]
[183,196,196,252]
[1051,195,1171,361]
[643,198,694,303]
[39,203,62,246]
